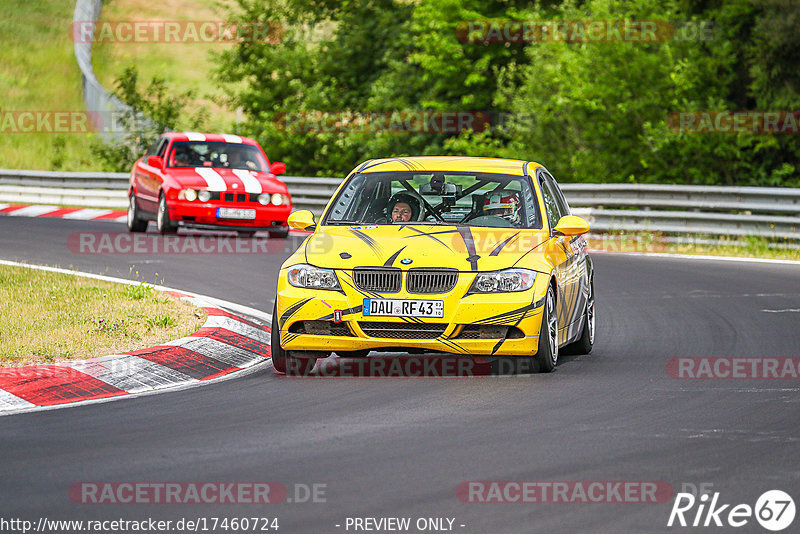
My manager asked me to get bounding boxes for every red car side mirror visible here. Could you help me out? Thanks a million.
[270,161,286,175]
[147,155,164,169]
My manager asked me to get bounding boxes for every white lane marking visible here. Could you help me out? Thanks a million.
[0,261,275,417]
[598,251,800,266]
[184,132,206,141]
[0,260,273,322]
[203,314,269,342]
[222,134,242,143]
[231,169,262,194]
[0,359,267,418]
[194,167,227,191]
[0,390,36,412]
[68,355,197,393]
[62,209,112,220]
[761,308,800,313]
[6,205,61,217]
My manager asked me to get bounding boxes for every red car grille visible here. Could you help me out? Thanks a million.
[210,192,255,203]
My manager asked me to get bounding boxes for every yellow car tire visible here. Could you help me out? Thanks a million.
[563,281,595,356]
[533,285,559,373]
[271,302,317,376]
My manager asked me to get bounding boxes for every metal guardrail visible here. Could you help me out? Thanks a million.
[1,169,799,240]
[74,0,143,141]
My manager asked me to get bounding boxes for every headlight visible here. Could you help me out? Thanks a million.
[468,269,537,294]
[258,193,270,205]
[271,193,284,206]
[287,264,341,290]
[197,190,211,202]
[179,188,197,201]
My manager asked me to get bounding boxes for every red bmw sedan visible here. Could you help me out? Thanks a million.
[127,132,291,238]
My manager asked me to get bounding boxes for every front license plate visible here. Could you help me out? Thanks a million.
[363,298,444,318]
[217,208,256,220]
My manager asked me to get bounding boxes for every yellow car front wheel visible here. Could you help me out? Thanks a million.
[533,285,559,373]
[271,302,316,376]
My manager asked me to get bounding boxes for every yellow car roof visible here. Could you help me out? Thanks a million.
[354,156,543,176]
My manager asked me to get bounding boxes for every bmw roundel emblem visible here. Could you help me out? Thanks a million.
[400,258,413,265]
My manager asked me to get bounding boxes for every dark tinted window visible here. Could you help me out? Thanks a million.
[539,177,562,230]
[166,141,267,171]
[324,171,543,229]
[543,171,570,216]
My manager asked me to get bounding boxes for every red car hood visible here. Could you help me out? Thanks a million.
[167,167,286,194]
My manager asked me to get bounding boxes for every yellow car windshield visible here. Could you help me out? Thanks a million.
[324,171,542,229]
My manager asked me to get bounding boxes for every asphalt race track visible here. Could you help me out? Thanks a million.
[2,216,799,533]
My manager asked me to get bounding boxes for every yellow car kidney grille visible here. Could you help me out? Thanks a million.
[353,268,402,293]
[406,269,458,294]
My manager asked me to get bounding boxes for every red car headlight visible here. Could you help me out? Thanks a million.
[178,188,197,201]
[258,193,285,206]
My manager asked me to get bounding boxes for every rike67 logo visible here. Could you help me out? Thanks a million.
[668,489,795,531]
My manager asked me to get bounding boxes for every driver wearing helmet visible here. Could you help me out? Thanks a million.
[228,149,257,170]
[172,147,192,167]
[483,190,521,225]
[386,192,421,223]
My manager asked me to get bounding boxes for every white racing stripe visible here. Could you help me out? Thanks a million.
[195,167,227,192]
[184,132,206,141]
[222,134,242,143]
[231,169,262,194]
[6,205,61,217]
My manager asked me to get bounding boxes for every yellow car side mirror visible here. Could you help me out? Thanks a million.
[287,210,317,231]
[553,215,590,236]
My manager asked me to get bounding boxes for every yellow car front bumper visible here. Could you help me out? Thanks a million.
[276,268,548,357]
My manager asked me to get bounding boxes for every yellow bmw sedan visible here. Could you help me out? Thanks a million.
[272,156,594,375]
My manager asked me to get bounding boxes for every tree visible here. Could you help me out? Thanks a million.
[91,66,206,171]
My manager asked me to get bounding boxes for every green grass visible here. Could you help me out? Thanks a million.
[0,0,103,171]
[92,0,240,132]
[0,0,239,172]
[0,265,206,367]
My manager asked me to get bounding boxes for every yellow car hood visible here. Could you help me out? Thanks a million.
[302,225,548,272]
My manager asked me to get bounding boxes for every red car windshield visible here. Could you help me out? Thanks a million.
[167,141,268,172]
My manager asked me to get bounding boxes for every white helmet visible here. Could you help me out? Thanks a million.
[484,190,521,225]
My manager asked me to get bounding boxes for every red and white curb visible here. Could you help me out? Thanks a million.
[0,203,311,236]
[0,261,274,416]
[0,203,127,222]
